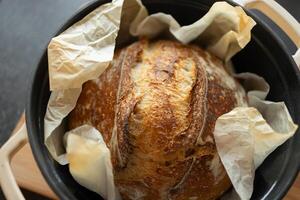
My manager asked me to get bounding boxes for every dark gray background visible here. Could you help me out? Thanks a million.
[0,0,299,199]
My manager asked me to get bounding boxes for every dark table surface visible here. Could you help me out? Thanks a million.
[0,0,299,199]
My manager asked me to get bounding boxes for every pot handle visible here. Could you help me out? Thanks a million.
[0,123,28,200]
[232,0,300,68]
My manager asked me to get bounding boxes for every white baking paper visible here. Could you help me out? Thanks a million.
[44,88,82,164]
[215,73,298,200]
[48,0,124,91]
[129,1,255,61]
[43,0,297,200]
[65,125,121,199]
[45,0,125,199]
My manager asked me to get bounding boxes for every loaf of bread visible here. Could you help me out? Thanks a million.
[68,39,247,200]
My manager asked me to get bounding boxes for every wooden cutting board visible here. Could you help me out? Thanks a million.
[9,114,300,200]
[10,114,57,199]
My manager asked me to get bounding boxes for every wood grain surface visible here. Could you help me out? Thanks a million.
[285,174,300,200]
[10,115,57,199]
[7,115,300,199]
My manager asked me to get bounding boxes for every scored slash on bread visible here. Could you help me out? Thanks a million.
[68,39,247,200]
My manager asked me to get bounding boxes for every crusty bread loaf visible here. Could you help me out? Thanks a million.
[69,39,247,200]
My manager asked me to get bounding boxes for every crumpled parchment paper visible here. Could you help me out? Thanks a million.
[65,125,121,199]
[215,73,298,200]
[44,0,297,199]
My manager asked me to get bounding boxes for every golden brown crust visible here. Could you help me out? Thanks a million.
[68,39,247,200]
[68,50,123,145]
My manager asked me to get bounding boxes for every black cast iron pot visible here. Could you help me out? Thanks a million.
[26,0,300,199]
